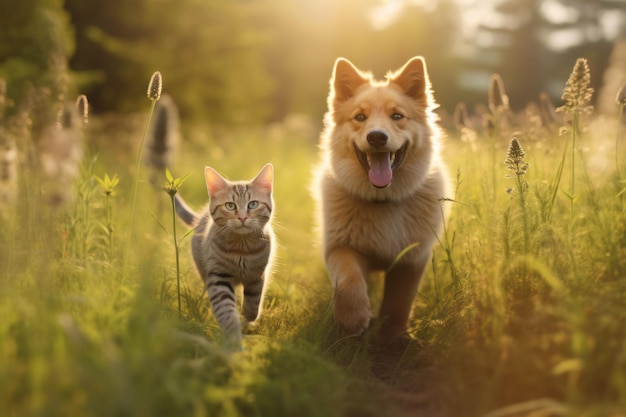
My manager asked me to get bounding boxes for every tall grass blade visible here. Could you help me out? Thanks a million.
[386,242,420,274]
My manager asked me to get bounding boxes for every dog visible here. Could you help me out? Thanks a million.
[313,56,451,340]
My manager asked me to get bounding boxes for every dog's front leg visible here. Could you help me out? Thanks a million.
[326,247,371,335]
[378,260,427,340]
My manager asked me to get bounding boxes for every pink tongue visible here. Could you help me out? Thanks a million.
[368,153,393,188]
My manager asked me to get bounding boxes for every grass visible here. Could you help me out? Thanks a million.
[2,72,626,417]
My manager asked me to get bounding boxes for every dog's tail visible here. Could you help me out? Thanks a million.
[174,194,198,226]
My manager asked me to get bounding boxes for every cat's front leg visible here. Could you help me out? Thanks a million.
[206,278,242,345]
[242,275,265,323]
[326,247,371,335]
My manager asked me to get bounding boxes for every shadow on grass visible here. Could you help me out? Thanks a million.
[284,300,451,417]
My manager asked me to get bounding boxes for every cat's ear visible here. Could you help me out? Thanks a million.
[204,166,228,195]
[252,163,273,193]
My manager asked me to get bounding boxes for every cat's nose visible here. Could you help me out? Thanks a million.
[238,216,247,223]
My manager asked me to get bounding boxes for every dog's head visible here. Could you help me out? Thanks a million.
[323,57,439,198]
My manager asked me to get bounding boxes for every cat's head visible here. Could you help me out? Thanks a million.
[205,164,273,235]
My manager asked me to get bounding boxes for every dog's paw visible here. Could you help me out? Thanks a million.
[334,289,371,335]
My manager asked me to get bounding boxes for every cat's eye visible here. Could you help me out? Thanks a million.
[224,202,236,211]
[391,113,404,121]
[247,201,259,210]
[354,113,367,122]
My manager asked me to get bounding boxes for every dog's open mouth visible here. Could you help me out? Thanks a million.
[354,142,408,188]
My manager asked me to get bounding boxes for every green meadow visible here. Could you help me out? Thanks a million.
[2,64,626,417]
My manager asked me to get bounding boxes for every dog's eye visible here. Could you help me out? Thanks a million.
[354,114,367,122]
[224,202,236,211]
[391,113,404,121]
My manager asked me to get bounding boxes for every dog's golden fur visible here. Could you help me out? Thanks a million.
[313,56,451,339]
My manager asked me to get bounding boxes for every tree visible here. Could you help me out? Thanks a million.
[0,0,74,128]
[66,0,275,124]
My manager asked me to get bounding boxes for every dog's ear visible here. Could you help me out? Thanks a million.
[330,58,368,106]
[390,56,430,101]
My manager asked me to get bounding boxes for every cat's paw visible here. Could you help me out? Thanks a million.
[333,289,371,335]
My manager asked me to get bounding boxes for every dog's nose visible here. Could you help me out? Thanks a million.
[367,130,389,147]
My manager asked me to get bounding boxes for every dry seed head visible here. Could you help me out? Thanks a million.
[453,102,470,129]
[557,58,593,115]
[505,137,529,176]
[75,95,89,124]
[488,73,510,113]
[616,81,626,106]
[147,71,162,101]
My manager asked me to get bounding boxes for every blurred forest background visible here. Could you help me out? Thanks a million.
[0,0,625,130]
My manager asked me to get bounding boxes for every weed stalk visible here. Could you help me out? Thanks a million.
[163,168,191,318]
[487,73,510,202]
[94,173,119,259]
[556,58,593,242]
[505,137,530,253]
[123,71,162,280]
[615,81,626,177]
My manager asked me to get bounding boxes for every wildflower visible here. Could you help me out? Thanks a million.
[162,168,192,319]
[556,58,593,116]
[95,173,119,197]
[162,168,191,197]
[505,137,529,177]
[147,71,162,101]
[488,73,510,113]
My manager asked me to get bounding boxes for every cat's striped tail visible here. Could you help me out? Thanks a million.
[174,194,198,226]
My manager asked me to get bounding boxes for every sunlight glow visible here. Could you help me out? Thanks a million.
[543,28,586,52]
[368,0,436,30]
[543,25,603,52]
[539,0,580,25]
[369,0,404,30]
[600,9,626,40]
[367,0,626,51]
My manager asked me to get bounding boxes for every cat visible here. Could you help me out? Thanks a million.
[174,163,275,347]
